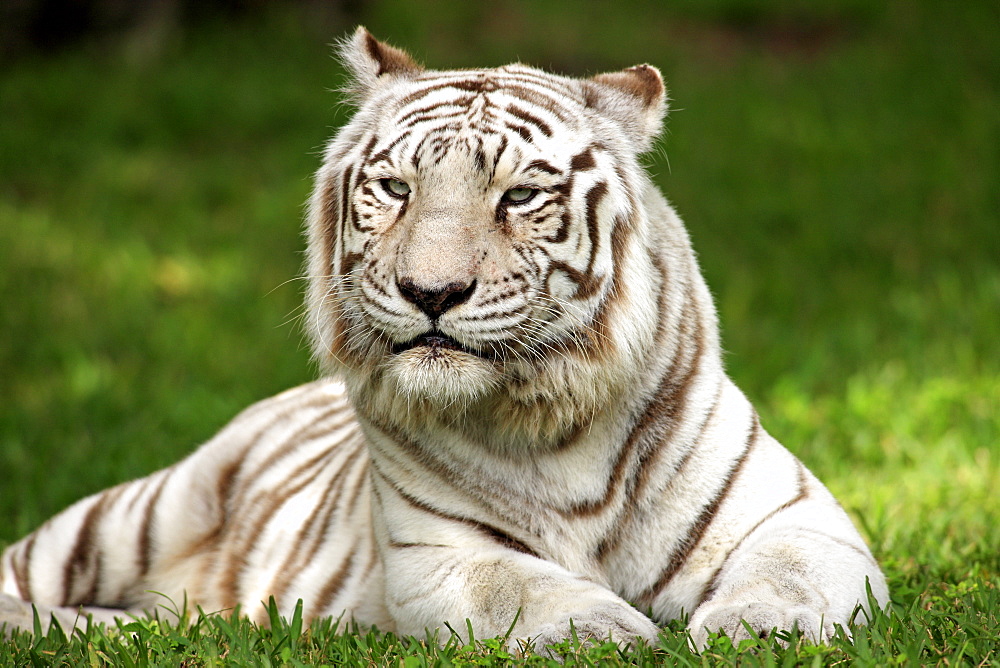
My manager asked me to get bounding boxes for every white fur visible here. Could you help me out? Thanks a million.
[1,30,887,652]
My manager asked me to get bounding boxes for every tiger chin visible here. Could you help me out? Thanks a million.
[0,27,888,653]
[384,336,500,406]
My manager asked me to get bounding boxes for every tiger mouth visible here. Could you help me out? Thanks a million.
[392,333,484,357]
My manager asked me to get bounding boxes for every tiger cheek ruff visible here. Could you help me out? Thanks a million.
[0,27,888,650]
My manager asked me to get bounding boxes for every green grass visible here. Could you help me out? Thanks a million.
[1,0,998,664]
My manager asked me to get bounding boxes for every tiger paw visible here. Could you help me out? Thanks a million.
[527,601,661,653]
[0,593,131,637]
[0,593,35,636]
[688,601,836,648]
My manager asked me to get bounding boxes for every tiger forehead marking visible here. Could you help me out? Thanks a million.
[0,27,887,653]
[366,74,586,195]
[369,71,577,166]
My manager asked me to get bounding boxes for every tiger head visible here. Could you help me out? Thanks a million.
[306,28,692,445]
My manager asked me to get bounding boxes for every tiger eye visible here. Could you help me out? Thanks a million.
[381,178,411,198]
[503,187,536,204]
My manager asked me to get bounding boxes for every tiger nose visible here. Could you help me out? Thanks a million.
[397,277,477,319]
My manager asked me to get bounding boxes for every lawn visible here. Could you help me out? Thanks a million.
[1,0,997,664]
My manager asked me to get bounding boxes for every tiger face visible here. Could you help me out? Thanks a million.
[307,38,669,433]
[347,76,617,405]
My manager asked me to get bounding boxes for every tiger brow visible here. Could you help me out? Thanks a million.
[366,133,411,167]
[524,159,562,176]
[397,97,477,127]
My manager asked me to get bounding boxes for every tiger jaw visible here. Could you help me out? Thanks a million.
[383,333,500,405]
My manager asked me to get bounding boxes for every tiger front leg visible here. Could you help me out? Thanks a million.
[372,483,659,651]
[685,514,888,648]
[0,592,136,638]
[382,545,660,651]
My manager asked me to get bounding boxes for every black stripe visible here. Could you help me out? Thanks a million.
[368,148,393,165]
[12,534,36,600]
[397,80,480,108]
[525,159,561,175]
[510,242,541,276]
[62,487,118,605]
[506,104,553,137]
[269,442,367,603]
[570,148,597,171]
[491,134,508,179]
[389,541,452,549]
[138,471,172,577]
[400,109,472,131]
[500,84,576,123]
[397,98,475,126]
[317,178,340,301]
[220,415,348,603]
[341,164,358,232]
[349,137,379,233]
[496,70,579,103]
[474,144,487,172]
[362,264,392,299]
[159,399,321,582]
[360,293,408,321]
[583,181,609,276]
[505,122,532,143]
[594,379,722,563]
[337,163,353,260]
[339,251,363,277]
[566,298,706,520]
[313,543,358,614]
[231,406,355,508]
[394,195,409,226]
[697,461,810,605]
[223,449,334,608]
[640,411,760,603]
[586,211,636,359]
[396,78,574,125]
[371,463,539,558]
[648,251,672,350]
[547,260,604,300]
[344,442,371,515]
[544,187,574,244]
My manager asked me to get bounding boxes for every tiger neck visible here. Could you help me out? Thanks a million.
[348,337,725,529]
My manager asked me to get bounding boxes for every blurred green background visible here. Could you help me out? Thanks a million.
[0,0,997,633]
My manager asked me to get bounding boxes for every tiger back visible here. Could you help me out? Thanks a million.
[0,28,888,649]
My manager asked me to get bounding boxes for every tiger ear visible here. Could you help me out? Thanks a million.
[339,27,423,101]
[585,64,668,152]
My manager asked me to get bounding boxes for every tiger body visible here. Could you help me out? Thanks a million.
[0,28,887,647]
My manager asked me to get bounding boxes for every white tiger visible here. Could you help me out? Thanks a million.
[0,28,888,650]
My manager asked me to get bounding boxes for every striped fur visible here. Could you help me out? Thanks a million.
[1,28,887,648]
